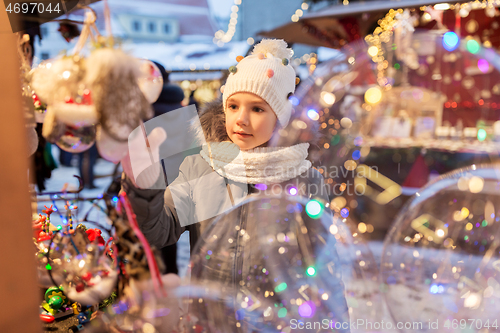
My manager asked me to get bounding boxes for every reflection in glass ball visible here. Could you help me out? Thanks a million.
[35,235,67,288]
[271,31,500,237]
[56,124,96,153]
[137,59,164,104]
[381,165,500,332]
[61,231,117,306]
[189,195,352,332]
[102,274,181,333]
[329,210,384,328]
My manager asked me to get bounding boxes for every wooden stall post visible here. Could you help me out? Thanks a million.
[0,4,42,333]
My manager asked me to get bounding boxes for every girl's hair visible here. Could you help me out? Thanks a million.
[197,98,230,143]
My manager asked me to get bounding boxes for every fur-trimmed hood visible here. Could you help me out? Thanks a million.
[194,99,229,144]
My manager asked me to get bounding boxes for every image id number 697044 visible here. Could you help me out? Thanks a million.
[6,2,61,14]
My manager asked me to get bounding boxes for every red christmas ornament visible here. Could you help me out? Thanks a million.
[75,283,85,293]
[86,228,105,246]
[43,205,54,216]
[81,272,93,282]
[81,89,92,105]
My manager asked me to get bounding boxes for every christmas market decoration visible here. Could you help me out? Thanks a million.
[188,195,356,332]
[381,164,500,331]
[137,59,163,104]
[28,7,164,161]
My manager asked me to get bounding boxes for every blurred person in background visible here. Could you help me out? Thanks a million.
[151,61,185,275]
[152,61,185,117]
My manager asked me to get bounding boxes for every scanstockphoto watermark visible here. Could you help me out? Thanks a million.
[253,178,365,197]
[254,165,379,197]
[262,164,379,181]
[289,318,426,331]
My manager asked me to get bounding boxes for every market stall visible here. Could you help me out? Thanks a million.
[4,0,500,332]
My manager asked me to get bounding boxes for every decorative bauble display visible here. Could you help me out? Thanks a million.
[328,210,384,327]
[137,59,163,104]
[35,239,66,288]
[45,286,68,310]
[102,274,181,332]
[189,195,352,332]
[62,236,117,306]
[51,87,98,128]
[381,164,500,332]
[55,123,96,153]
[85,48,153,142]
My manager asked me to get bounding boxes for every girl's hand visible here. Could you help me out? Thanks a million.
[121,126,167,189]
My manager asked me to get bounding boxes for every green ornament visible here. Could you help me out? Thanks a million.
[229,66,237,74]
[282,58,289,66]
[45,286,68,309]
[48,296,63,310]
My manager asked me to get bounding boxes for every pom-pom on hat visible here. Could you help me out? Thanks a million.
[222,39,296,127]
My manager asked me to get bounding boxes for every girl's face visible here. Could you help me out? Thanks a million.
[225,92,277,150]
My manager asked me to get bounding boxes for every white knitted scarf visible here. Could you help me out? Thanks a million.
[200,142,312,184]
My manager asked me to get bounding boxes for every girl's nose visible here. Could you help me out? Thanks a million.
[236,108,249,126]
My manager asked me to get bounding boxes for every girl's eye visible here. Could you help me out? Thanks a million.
[253,107,264,112]
[228,104,238,110]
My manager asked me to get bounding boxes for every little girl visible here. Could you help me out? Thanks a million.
[122,39,349,330]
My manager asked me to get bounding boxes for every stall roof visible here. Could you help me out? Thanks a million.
[258,0,471,48]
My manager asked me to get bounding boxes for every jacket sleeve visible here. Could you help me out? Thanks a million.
[121,167,192,249]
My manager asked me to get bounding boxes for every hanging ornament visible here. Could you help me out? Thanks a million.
[63,241,118,306]
[52,85,98,128]
[85,48,152,142]
[48,55,98,128]
[33,54,98,146]
[56,122,96,153]
[43,105,96,153]
[137,59,163,104]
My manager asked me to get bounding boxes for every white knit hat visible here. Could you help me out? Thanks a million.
[222,39,296,127]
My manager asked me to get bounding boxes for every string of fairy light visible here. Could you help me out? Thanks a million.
[363,0,500,105]
[291,2,309,22]
[213,0,242,46]
[364,8,401,90]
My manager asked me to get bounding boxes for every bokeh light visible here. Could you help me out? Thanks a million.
[364,86,382,104]
[443,31,459,51]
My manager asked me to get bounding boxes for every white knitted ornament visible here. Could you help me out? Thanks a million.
[222,39,296,127]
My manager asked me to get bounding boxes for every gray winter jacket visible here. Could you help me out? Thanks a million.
[122,101,350,329]
[123,100,331,252]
